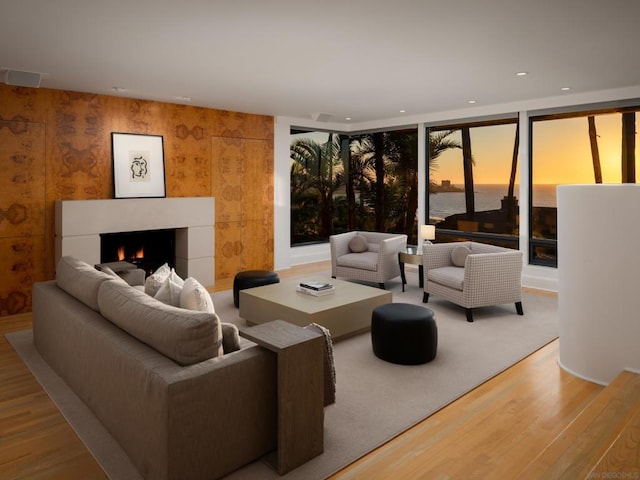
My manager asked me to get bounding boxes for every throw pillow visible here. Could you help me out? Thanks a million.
[180,277,215,313]
[349,234,368,253]
[144,263,171,296]
[221,322,241,354]
[451,245,472,267]
[154,276,183,307]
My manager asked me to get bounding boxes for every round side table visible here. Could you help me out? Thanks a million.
[398,245,424,292]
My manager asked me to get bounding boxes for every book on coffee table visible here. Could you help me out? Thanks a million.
[296,285,335,296]
[299,281,334,291]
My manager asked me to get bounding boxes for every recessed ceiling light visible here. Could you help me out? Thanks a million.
[561,87,571,91]
[399,110,406,113]
[516,72,528,76]
[468,100,477,104]
[345,117,352,121]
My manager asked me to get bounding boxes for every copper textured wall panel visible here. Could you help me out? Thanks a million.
[0,117,46,314]
[212,135,274,279]
[0,84,274,318]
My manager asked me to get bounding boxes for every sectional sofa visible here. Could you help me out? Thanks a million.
[32,256,280,480]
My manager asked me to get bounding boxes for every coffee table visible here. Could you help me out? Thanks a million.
[239,277,392,340]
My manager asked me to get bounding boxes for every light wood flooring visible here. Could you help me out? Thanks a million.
[0,262,631,479]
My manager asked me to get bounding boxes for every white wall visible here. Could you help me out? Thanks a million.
[274,85,640,291]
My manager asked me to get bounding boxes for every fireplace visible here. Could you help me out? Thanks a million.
[100,229,176,276]
[55,197,215,287]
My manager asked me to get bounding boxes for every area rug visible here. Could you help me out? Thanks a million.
[6,269,558,480]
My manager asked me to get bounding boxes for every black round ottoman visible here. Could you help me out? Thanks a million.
[233,270,280,308]
[371,303,437,365]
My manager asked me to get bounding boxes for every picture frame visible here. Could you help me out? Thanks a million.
[111,132,166,198]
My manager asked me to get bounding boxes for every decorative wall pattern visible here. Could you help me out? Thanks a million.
[0,84,274,317]
[212,136,274,279]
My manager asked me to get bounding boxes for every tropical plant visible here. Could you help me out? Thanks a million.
[290,134,344,241]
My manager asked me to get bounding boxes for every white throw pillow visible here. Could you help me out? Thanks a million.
[180,277,215,313]
[144,263,171,296]
[155,277,183,307]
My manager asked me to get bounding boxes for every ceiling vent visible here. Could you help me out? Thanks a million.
[4,69,42,88]
[311,112,332,122]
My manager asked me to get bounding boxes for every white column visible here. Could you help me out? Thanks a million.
[557,184,640,385]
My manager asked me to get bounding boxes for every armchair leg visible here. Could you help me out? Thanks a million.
[515,302,524,315]
[465,308,474,322]
[422,292,429,303]
[331,275,336,279]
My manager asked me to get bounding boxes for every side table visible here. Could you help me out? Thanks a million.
[240,320,324,474]
[398,245,424,292]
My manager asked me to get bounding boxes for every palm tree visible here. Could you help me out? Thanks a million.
[290,134,343,239]
[428,129,461,192]
[621,112,636,183]
[461,127,475,216]
[588,116,603,183]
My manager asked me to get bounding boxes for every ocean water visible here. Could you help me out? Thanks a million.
[429,184,557,220]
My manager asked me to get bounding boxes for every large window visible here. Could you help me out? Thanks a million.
[427,119,519,247]
[290,128,418,246]
[530,107,640,266]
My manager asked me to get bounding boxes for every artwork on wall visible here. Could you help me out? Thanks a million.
[111,132,165,198]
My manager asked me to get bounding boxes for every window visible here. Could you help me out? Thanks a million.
[427,120,519,247]
[290,128,418,246]
[530,107,640,266]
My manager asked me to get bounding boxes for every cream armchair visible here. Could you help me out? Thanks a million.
[330,231,408,289]
[422,241,523,322]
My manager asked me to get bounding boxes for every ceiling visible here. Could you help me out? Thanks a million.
[2,0,640,126]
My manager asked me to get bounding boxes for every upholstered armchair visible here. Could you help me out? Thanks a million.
[330,231,408,289]
[422,241,523,322]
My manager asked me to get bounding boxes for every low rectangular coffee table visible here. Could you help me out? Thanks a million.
[239,277,392,340]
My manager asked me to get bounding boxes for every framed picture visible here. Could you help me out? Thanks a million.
[111,132,166,198]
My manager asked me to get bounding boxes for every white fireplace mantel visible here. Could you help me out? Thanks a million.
[55,197,215,287]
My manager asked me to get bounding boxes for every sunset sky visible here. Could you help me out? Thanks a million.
[433,112,640,185]
[293,111,639,186]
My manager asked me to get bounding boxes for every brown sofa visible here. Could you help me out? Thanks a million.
[32,257,281,480]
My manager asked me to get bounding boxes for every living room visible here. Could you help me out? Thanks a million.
[2,1,640,478]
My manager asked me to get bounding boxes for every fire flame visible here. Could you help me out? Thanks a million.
[116,246,144,261]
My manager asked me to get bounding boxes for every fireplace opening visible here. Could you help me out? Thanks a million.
[100,229,176,277]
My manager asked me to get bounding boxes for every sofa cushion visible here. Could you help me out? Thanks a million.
[144,263,171,296]
[100,265,129,285]
[336,251,379,271]
[349,234,368,253]
[56,256,113,312]
[98,280,223,365]
[428,266,465,291]
[180,277,215,313]
[451,245,472,267]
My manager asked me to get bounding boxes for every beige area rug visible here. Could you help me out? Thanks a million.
[7,269,559,480]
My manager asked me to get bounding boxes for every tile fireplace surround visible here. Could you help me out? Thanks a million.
[55,197,215,287]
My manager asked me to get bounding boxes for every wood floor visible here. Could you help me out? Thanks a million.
[0,262,618,479]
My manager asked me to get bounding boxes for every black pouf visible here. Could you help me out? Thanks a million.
[371,303,437,365]
[233,270,280,308]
